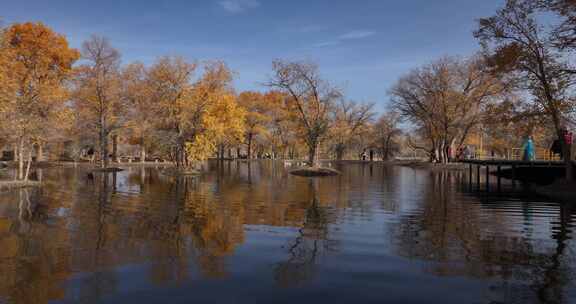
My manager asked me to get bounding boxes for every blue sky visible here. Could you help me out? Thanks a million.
[2,0,505,110]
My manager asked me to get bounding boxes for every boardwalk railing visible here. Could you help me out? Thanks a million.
[470,147,561,161]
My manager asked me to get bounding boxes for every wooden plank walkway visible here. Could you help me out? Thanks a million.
[459,159,573,192]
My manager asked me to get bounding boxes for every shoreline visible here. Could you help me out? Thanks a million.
[395,161,466,171]
[1,160,175,168]
[290,166,341,177]
[0,180,41,190]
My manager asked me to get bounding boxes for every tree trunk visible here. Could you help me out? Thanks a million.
[383,136,392,160]
[219,144,225,160]
[24,149,32,181]
[37,143,44,162]
[176,133,186,168]
[99,122,109,169]
[308,143,317,167]
[247,133,253,159]
[18,138,24,180]
[100,136,108,169]
[335,144,344,161]
[112,134,118,163]
[140,142,146,164]
[13,143,18,162]
[140,165,146,185]
[440,143,447,164]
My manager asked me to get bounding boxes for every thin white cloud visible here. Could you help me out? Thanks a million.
[218,0,260,14]
[312,41,341,48]
[339,30,376,40]
[310,30,376,48]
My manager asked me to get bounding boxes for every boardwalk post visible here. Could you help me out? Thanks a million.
[469,163,472,187]
[497,165,501,192]
[476,165,480,190]
[485,165,490,191]
[512,165,516,189]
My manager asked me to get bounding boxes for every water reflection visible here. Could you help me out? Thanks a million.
[274,179,338,287]
[392,170,576,303]
[0,161,574,303]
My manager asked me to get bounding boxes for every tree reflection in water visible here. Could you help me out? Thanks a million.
[274,179,338,287]
[0,163,574,303]
[391,170,576,304]
[0,187,68,304]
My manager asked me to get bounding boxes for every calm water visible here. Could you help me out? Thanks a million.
[0,161,575,304]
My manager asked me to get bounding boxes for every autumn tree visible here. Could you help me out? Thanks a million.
[73,36,124,169]
[261,91,298,159]
[482,95,553,158]
[0,22,79,180]
[329,100,375,160]
[237,91,272,159]
[268,60,341,167]
[0,26,12,108]
[147,56,196,166]
[390,56,505,163]
[122,62,156,163]
[206,93,246,162]
[371,111,403,160]
[475,0,576,178]
[184,61,245,165]
[150,59,244,168]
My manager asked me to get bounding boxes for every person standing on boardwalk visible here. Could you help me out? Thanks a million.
[523,136,535,161]
[550,139,563,159]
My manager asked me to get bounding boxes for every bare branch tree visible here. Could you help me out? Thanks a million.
[329,100,375,160]
[268,60,341,167]
[390,56,505,163]
[475,0,576,179]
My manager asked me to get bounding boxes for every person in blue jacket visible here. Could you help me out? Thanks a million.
[523,136,535,161]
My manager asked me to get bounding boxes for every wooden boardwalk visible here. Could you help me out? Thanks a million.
[459,159,571,191]
[460,159,565,167]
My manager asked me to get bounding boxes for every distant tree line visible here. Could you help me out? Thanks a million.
[0,23,403,181]
[2,0,572,180]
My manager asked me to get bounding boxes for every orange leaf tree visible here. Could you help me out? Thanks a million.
[0,22,79,180]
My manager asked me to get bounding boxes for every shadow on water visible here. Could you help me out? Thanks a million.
[0,161,574,303]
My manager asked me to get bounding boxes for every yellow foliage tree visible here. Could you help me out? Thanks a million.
[147,56,197,166]
[237,91,272,159]
[0,22,79,180]
[184,63,245,165]
[148,58,244,168]
[262,91,299,159]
